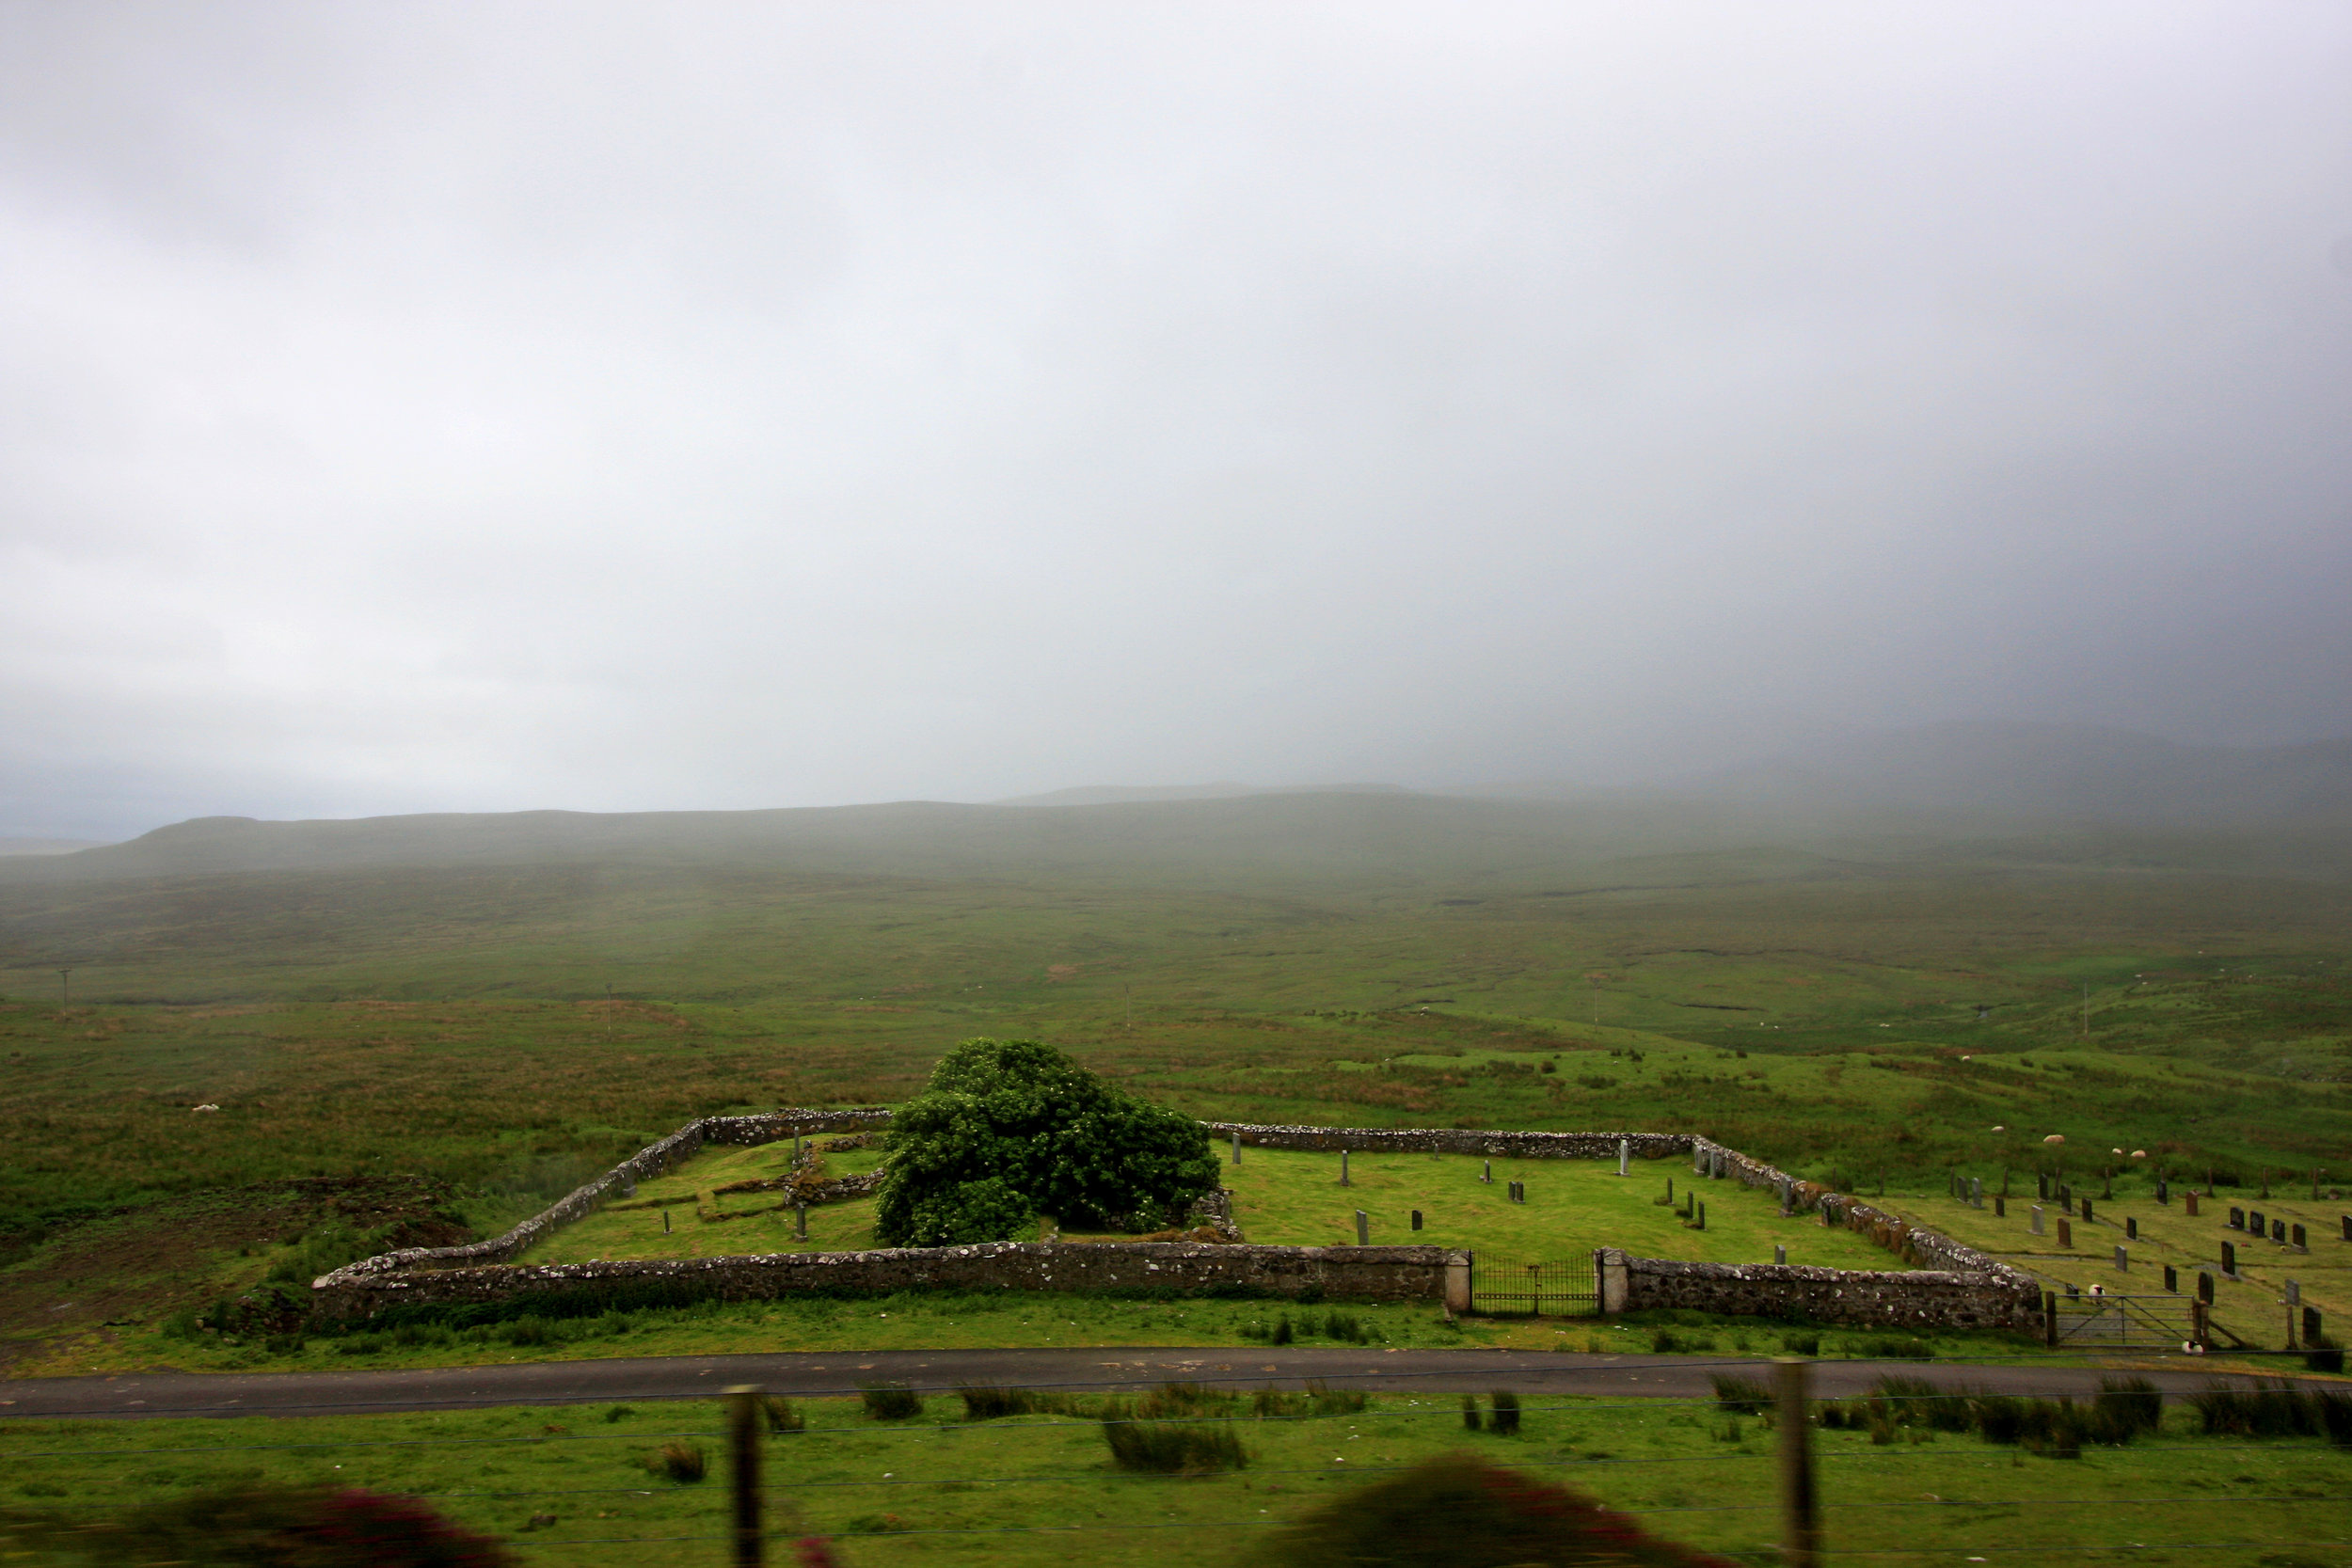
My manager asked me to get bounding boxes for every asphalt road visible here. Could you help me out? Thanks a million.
[0,1348,2303,1420]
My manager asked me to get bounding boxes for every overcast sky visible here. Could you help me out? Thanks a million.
[4,3,2349,838]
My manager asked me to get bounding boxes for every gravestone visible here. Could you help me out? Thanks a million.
[2230,1207,2246,1229]
[1994,1196,2006,1218]
[2030,1204,2045,1236]
[1354,1210,1369,1245]
[2285,1279,2300,1307]
[2304,1306,2323,1347]
[2058,1216,2073,1249]
[1232,1130,1242,1164]
[2058,1183,2072,1206]
[2184,1192,2199,1217]
[1774,1244,1787,1265]
[2291,1223,2307,1251]
[1971,1177,1984,1208]
[2221,1240,2237,1275]
[2038,1173,2050,1200]
[2125,1216,2137,1241]
[2081,1198,2094,1224]
[2115,1245,2128,1272]
[1694,1146,1708,1174]
[1618,1137,1630,1177]
[2156,1179,2169,1205]
[1411,1209,1422,1231]
[1483,1160,1493,1183]
[2198,1270,2215,1305]
[1694,1200,1707,1230]
[1340,1149,1350,1187]
[2248,1209,2264,1237]
[2163,1263,2178,1292]
[2271,1218,2287,1244]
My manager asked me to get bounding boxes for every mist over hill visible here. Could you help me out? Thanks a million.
[3,723,2344,898]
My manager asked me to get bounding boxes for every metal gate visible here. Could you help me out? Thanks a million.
[2049,1293,2198,1348]
[1470,1256,1598,1317]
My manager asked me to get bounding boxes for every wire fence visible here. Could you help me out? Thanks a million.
[6,1371,2348,1566]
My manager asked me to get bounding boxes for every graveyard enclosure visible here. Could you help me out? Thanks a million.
[313,1114,2042,1329]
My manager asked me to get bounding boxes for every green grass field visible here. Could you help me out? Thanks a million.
[520,1144,1904,1273]
[3,820,2349,1376]
[7,1389,2350,1568]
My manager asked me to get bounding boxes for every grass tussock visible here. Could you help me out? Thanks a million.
[859,1385,924,1421]
[1102,1417,1248,1474]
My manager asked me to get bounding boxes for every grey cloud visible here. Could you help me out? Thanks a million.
[3,2,2349,837]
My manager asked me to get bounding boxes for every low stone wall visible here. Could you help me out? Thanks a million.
[314,1108,2033,1334]
[312,1241,1464,1323]
[1597,1249,2042,1333]
[326,1107,891,1280]
[1208,1123,1692,1161]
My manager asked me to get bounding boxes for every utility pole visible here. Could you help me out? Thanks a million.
[1124,984,1132,1029]
[57,967,71,1008]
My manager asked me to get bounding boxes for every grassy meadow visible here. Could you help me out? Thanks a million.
[2,807,2349,1372]
[7,1388,2352,1568]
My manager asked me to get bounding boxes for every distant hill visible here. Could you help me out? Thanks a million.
[0,838,113,857]
[995,782,1406,807]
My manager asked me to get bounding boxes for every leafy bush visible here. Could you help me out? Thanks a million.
[1487,1391,1522,1435]
[873,1038,1217,1245]
[1462,1394,1483,1432]
[763,1396,805,1433]
[861,1385,924,1421]
[3,1484,518,1566]
[1103,1418,1248,1473]
[1255,1454,1740,1567]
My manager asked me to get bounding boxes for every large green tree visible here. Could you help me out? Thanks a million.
[872,1037,1219,1247]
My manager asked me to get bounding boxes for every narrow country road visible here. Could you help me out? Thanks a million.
[0,1348,2298,1420]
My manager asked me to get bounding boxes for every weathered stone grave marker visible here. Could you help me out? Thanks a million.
[2125,1216,2137,1241]
[2030,1204,2045,1236]
[2198,1269,2215,1305]
[2058,1216,2073,1248]
[1339,1148,1350,1187]
[1354,1210,1369,1245]
[2163,1263,2177,1292]
[1617,1137,1630,1177]
[1410,1209,1422,1231]
[2290,1223,2307,1251]
[2183,1191,2199,1217]
[2230,1207,2245,1229]
[1774,1244,1787,1264]
[2221,1240,2237,1275]
[2114,1245,2128,1272]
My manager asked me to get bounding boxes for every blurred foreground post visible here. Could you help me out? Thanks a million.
[1775,1357,1820,1568]
[727,1386,765,1567]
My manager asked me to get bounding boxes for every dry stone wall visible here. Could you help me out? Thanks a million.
[312,1241,1457,1322]
[314,1110,2036,1333]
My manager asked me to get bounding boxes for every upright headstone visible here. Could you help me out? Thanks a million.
[1483,1160,1492,1184]
[2285,1279,2300,1307]
[2081,1198,2094,1224]
[2344,1213,2352,1242]
[1774,1244,1787,1265]
[2198,1269,2216,1305]
[1694,1200,1707,1230]
[2038,1172,2050,1200]
[2163,1263,2178,1293]
[2291,1223,2307,1251]
[1354,1210,1369,1245]
[1618,1138,1630,1177]
[2058,1216,2074,1249]
[2030,1204,2045,1236]
[1232,1130,1242,1164]
[2114,1245,2128,1272]
[1994,1196,2006,1218]
[2221,1240,2237,1275]
[2271,1218,2287,1244]
[2125,1216,2137,1241]
[2184,1192,2200,1217]
[2156,1179,2169,1205]
[1411,1209,1423,1231]
[2248,1209,2264,1237]
[2230,1207,2246,1230]
[1694,1145,1708,1175]
[2304,1306,2323,1348]
[1340,1149,1350,1187]
[1971,1177,1984,1209]
[795,1202,807,1241]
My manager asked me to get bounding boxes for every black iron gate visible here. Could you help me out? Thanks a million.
[1470,1255,1598,1317]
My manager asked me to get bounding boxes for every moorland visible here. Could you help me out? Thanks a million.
[2,779,2348,1375]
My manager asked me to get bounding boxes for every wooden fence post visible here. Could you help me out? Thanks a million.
[1775,1358,1820,1568]
[727,1386,765,1567]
